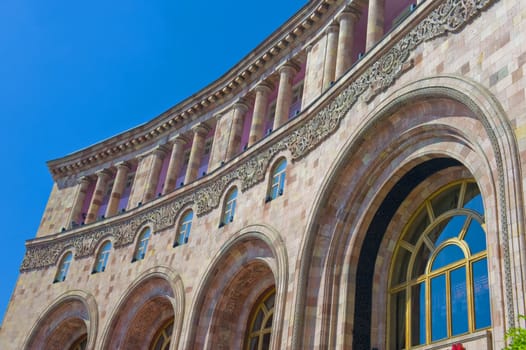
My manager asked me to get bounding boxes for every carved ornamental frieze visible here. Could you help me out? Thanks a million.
[20,0,497,272]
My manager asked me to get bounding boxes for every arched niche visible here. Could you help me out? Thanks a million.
[184,225,288,350]
[292,75,524,349]
[101,266,184,350]
[24,291,97,350]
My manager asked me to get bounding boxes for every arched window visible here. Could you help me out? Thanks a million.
[133,228,151,262]
[221,187,238,227]
[150,319,173,350]
[69,334,87,350]
[175,210,193,247]
[54,251,73,283]
[245,288,275,350]
[93,241,112,273]
[388,180,491,348]
[267,159,287,201]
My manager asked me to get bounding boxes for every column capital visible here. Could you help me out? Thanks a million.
[168,133,190,145]
[325,22,339,34]
[152,145,169,158]
[213,112,224,122]
[278,61,301,75]
[338,6,361,22]
[233,98,249,113]
[78,176,91,186]
[95,169,112,180]
[115,161,132,171]
[191,122,211,136]
[253,81,274,95]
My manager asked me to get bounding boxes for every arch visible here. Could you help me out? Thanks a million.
[182,224,288,350]
[23,290,98,350]
[291,75,524,349]
[100,266,185,350]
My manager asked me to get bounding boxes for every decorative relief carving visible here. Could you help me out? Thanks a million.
[20,0,496,272]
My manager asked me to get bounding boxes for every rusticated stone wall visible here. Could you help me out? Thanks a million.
[2,0,526,350]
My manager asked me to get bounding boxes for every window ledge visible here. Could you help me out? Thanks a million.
[411,329,492,350]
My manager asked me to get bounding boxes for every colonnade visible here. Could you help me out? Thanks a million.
[69,0,406,228]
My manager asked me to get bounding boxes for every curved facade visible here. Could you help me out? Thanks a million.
[1,0,525,349]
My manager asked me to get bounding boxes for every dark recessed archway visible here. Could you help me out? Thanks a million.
[352,158,461,349]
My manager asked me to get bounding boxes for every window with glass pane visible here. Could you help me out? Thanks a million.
[269,159,287,200]
[222,187,238,225]
[150,320,173,350]
[54,252,73,282]
[389,180,490,348]
[176,210,193,246]
[93,241,112,273]
[69,334,87,350]
[246,288,275,350]
[134,228,151,261]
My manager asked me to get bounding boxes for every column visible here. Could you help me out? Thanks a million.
[207,113,224,171]
[366,0,385,51]
[273,61,300,130]
[185,123,211,183]
[143,146,168,203]
[302,44,314,108]
[105,161,130,218]
[226,99,249,159]
[162,135,188,195]
[85,169,111,224]
[70,176,90,226]
[323,23,339,89]
[335,8,360,78]
[248,82,273,146]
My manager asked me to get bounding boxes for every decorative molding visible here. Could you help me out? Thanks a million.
[21,0,496,271]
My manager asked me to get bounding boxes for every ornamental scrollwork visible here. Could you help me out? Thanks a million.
[20,0,496,272]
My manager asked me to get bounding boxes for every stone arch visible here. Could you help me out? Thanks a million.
[23,290,98,350]
[100,266,184,350]
[183,224,288,350]
[291,75,525,349]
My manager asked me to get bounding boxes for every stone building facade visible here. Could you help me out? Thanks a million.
[1,0,525,349]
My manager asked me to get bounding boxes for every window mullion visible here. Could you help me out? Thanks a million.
[405,285,411,349]
[446,271,452,338]
[426,276,431,345]
[467,260,475,333]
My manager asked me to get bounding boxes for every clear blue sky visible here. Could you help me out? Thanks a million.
[0,0,306,326]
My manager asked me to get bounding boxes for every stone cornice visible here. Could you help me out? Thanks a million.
[23,0,496,272]
[46,0,343,181]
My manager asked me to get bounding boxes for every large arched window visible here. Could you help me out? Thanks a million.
[69,334,87,350]
[388,180,491,348]
[220,187,238,227]
[93,241,112,273]
[133,227,151,262]
[245,288,275,350]
[175,210,193,247]
[150,319,173,350]
[54,251,73,283]
[267,159,287,201]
